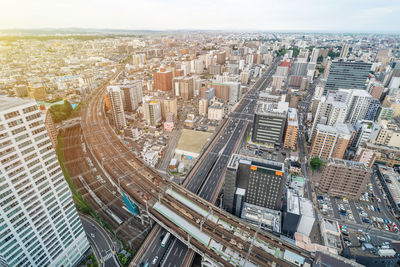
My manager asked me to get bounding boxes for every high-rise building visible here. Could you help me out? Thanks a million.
[351,120,374,149]
[325,61,372,94]
[0,97,89,266]
[271,75,285,90]
[106,86,126,130]
[14,85,28,98]
[132,53,146,65]
[180,77,194,100]
[199,99,208,116]
[209,64,222,75]
[364,98,381,121]
[310,48,320,63]
[216,51,226,65]
[292,61,308,76]
[339,44,350,59]
[143,100,162,126]
[224,154,286,212]
[310,123,351,160]
[310,96,348,140]
[252,101,288,145]
[355,148,376,168]
[319,159,371,200]
[376,107,395,122]
[240,71,250,85]
[284,108,299,150]
[28,83,47,100]
[346,89,372,125]
[368,83,384,99]
[153,69,173,91]
[208,83,229,103]
[43,109,58,149]
[161,98,178,120]
[120,80,143,112]
[208,103,224,121]
[226,82,241,104]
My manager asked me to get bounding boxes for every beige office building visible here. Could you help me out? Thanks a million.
[319,159,371,200]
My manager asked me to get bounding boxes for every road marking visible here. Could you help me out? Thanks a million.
[103,252,113,261]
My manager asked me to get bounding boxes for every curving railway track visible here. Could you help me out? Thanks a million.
[79,76,313,266]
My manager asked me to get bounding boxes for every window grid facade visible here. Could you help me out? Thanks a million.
[0,98,89,267]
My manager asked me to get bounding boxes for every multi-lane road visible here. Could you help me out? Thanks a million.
[81,215,120,267]
[133,59,281,267]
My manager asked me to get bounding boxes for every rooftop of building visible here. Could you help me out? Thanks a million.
[327,158,371,172]
[228,154,285,173]
[287,108,298,127]
[314,251,364,267]
[106,85,121,93]
[365,142,400,153]
[316,123,351,136]
[287,189,300,215]
[255,100,288,116]
[377,166,400,204]
[0,96,36,111]
[241,202,281,232]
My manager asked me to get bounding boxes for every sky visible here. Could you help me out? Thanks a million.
[1,0,400,32]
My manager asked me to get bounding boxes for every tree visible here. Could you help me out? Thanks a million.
[49,100,74,123]
[327,50,340,59]
[317,55,323,63]
[310,157,324,172]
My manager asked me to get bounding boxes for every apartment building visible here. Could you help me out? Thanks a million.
[106,86,126,130]
[120,80,143,112]
[0,97,89,266]
[284,108,299,150]
[319,159,371,199]
[310,123,351,160]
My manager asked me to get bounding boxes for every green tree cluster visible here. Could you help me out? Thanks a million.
[327,50,340,59]
[291,48,300,58]
[310,157,324,172]
[317,55,324,63]
[49,100,73,123]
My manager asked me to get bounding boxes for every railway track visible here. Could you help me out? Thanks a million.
[80,74,313,266]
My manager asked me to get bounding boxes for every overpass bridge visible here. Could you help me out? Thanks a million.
[81,66,313,267]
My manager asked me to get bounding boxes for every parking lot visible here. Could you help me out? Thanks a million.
[316,174,400,249]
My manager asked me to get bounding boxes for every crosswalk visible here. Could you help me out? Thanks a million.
[102,251,113,261]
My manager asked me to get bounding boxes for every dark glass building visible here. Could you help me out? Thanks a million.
[324,61,372,95]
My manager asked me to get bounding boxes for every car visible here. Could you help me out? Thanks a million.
[365,233,371,242]
[362,218,371,224]
[385,224,389,231]
[152,256,158,264]
[90,233,95,238]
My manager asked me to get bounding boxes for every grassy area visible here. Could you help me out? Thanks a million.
[70,102,82,118]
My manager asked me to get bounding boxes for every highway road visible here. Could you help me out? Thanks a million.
[81,215,120,267]
[133,59,281,267]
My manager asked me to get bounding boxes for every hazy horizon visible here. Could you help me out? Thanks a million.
[2,0,399,33]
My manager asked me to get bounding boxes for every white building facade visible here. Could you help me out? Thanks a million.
[0,97,89,266]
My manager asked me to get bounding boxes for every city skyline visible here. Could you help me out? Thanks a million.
[1,0,400,33]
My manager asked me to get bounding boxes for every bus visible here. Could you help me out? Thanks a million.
[161,232,171,247]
